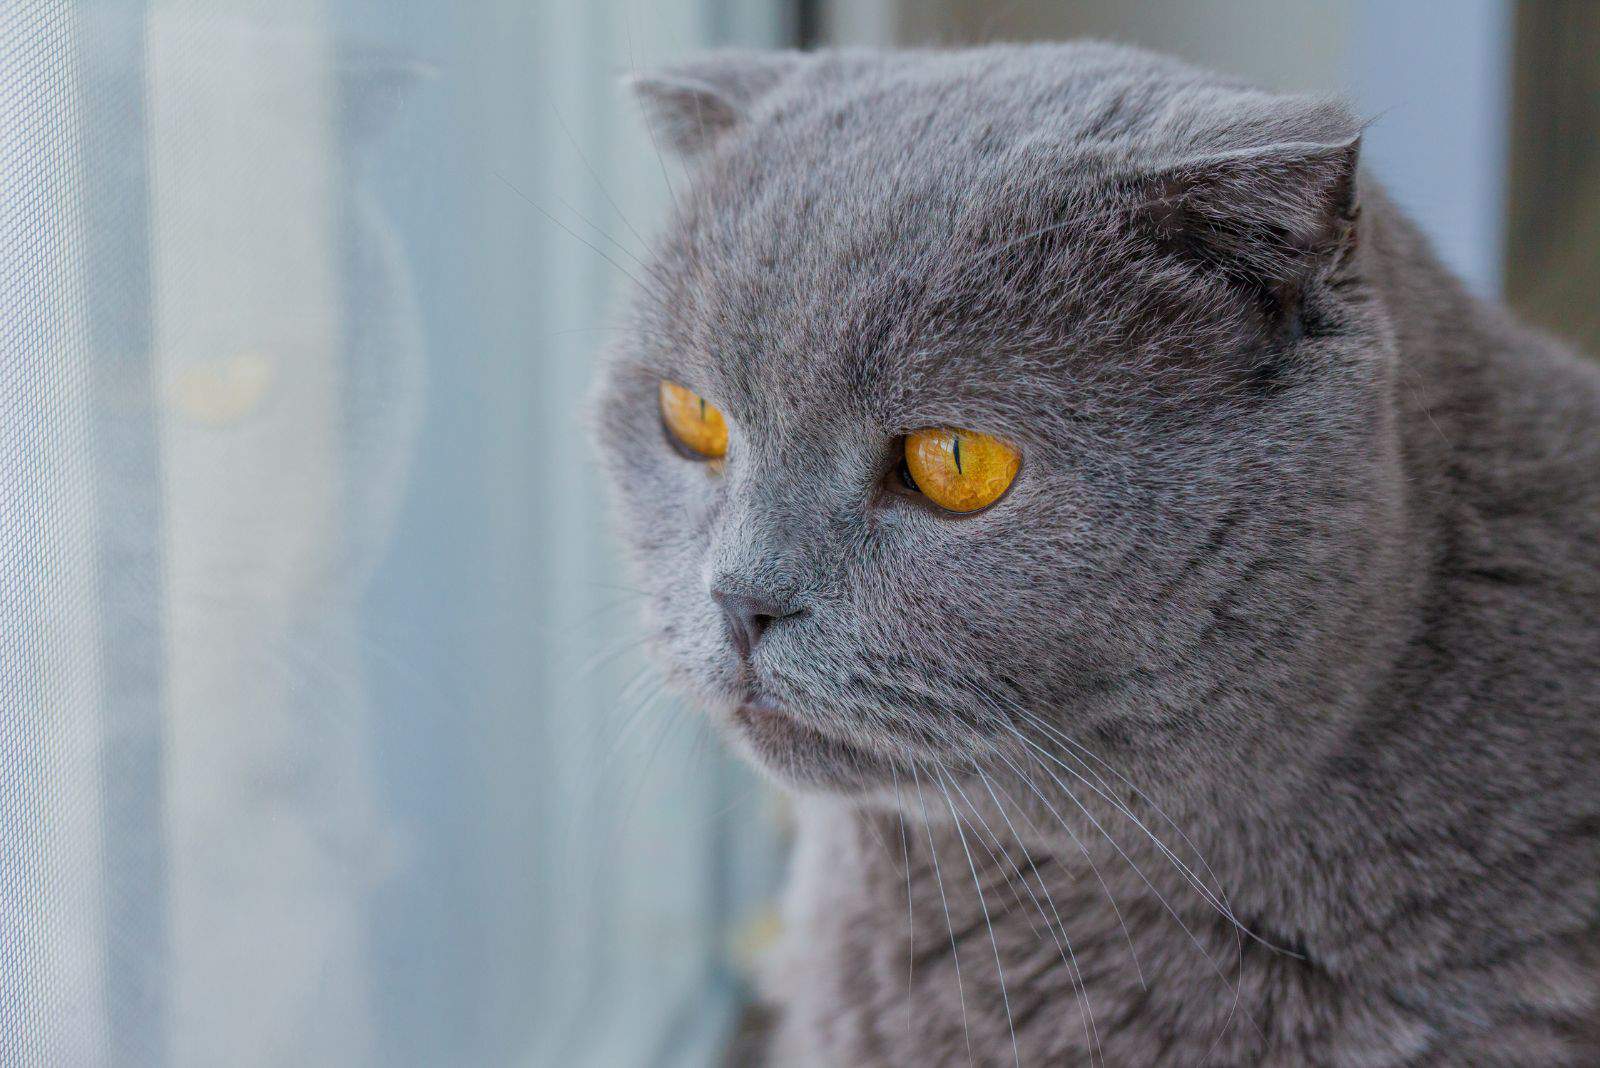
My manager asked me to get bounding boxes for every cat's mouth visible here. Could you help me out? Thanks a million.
[732,699,797,733]
[730,697,898,792]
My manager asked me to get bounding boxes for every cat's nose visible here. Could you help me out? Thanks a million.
[712,589,802,661]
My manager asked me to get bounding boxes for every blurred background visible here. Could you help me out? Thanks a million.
[2,1,1595,1065]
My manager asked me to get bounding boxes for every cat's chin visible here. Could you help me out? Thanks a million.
[728,700,900,794]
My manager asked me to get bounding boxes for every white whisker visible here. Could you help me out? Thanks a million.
[984,741,1148,990]
[972,767,1106,1067]
[890,764,917,1045]
[992,692,1286,958]
[934,764,1023,1068]
[1001,725,1266,1040]
[912,760,976,1066]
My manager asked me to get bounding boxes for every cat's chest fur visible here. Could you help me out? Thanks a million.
[760,798,1594,1067]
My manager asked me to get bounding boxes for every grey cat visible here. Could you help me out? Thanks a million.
[594,43,1600,1066]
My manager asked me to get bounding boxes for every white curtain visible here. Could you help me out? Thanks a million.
[1,2,787,1065]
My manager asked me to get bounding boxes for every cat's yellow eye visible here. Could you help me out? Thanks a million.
[659,380,728,459]
[902,427,1020,513]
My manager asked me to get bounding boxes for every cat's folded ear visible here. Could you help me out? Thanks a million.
[1135,135,1362,320]
[625,50,806,157]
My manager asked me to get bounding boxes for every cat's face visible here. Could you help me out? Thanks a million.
[595,45,1407,797]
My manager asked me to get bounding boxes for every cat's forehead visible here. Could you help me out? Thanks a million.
[639,154,1142,439]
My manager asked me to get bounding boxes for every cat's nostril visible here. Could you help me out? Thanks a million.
[712,590,799,661]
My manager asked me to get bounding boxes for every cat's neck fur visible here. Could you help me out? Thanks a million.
[763,196,1600,1066]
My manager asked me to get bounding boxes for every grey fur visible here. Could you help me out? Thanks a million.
[595,43,1600,1066]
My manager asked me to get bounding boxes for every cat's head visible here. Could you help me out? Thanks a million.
[594,44,1408,797]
